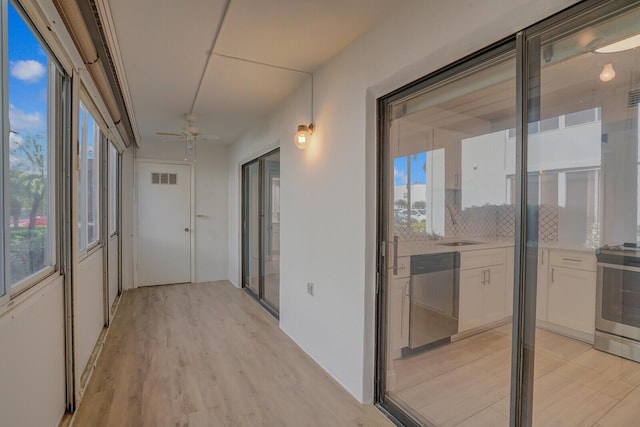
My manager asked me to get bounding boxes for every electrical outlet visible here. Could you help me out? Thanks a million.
[307,282,314,296]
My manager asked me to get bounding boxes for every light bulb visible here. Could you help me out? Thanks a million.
[600,63,615,82]
[295,124,313,149]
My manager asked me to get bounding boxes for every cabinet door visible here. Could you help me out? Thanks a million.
[536,249,549,321]
[505,247,515,316]
[483,264,506,324]
[389,278,409,358]
[458,268,484,332]
[547,267,596,335]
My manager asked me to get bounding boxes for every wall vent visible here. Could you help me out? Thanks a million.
[629,89,640,108]
[151,172,177,185]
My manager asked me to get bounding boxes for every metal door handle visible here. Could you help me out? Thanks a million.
[389,235,399,275]
[185,227,190,232]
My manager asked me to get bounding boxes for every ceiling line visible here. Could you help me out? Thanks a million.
[215,52,314,122]
[189,0,232,115]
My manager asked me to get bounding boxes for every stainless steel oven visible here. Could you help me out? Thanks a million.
[595,244,640,362]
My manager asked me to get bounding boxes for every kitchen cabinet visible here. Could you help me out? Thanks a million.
[537,249,596,341]
[389,277,410,359]
[536,248,549,321]
[388,256,410,359]
[458,249,507,333]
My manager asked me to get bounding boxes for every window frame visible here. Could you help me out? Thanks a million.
[1,0,65,300]
[77,95,104,257]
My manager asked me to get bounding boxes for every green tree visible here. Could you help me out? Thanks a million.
[10,135,46,230]
[412,200,426,210]
[395,199,407,209]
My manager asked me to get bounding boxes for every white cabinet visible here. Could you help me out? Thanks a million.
[389,256,410,359]
[536,249,597,341]
[547,265,596,336]
[458,249,507,333]
[536,248,549,321]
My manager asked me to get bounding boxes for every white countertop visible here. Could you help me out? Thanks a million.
[398,238,597,257]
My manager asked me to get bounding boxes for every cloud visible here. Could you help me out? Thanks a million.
[10,60,46,83]
[394,168,407,184]
[9,104,45,134]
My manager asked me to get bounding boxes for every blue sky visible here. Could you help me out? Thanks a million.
[8,2,48,139]
[394,152,427,185]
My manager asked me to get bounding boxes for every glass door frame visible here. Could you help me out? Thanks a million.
[374,0,639,425]
[241,148,280,319]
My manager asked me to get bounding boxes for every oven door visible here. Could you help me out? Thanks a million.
[596,262,640,341]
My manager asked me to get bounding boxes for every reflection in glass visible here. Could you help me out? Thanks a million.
[385,54,516,425]
[243,161,260,295]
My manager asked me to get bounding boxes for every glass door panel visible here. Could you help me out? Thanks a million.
[243,161,260,296]
[242,150,280,316]
[526,5,640,425]
[383,52,516,426]
[262,151,280,312]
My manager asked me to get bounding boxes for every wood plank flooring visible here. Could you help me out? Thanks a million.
[72,281,392,427]
[391,324,640,426]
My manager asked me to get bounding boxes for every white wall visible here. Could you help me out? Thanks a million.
[0,277,66,427]
[75,249,105,387]
[136,140,229,283]
[228,0,581,402]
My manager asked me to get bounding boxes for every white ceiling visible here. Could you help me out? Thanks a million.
[104,0,399,148]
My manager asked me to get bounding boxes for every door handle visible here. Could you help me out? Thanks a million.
[185,227,190,232]
[481,269,486,285]
[388,235,399,275]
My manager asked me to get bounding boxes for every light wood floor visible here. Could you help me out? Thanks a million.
[391,324,640,426]
[72,281,392,427]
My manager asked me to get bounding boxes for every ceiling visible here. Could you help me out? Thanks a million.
[103,0,399,148]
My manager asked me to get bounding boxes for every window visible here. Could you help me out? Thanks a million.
[109,143,117,236]
[78,102,101,252]
[5,1,60,293]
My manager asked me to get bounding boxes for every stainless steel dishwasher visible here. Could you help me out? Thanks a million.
[405,252,460,354]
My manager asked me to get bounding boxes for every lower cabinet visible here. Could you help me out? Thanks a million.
[389,277,410,358]
[459,251,507,333]
[547,266,596,335]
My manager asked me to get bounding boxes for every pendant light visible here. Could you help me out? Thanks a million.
[600,63,616,82]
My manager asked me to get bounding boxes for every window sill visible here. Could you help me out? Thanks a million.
[0,270,63,317]
[79,242,103,262]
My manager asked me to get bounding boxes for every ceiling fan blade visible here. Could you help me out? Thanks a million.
[156,132,182,137]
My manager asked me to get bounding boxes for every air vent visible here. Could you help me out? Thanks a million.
[151,172,178,185]
[629,89,640,108]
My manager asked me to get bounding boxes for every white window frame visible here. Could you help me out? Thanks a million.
[2,1,60,299]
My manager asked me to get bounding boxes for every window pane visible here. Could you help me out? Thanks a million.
[87,125,100,244]
[78,103,101,250]
[7,2,54,286]
[109,143,117,235]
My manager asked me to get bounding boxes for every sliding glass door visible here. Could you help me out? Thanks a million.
[377,1,640,425]
[242,149,281,316]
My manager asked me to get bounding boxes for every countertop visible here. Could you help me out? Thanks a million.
[398,238,597,257]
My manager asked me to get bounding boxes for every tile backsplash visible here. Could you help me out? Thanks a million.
[395,191,560,242]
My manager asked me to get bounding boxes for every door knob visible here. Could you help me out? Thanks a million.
[185,227,190,232]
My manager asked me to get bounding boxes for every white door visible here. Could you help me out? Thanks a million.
[137,162,191,286]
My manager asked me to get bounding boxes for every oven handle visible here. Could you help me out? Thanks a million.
[598,262,640,273]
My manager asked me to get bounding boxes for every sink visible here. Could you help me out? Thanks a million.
[436,241,481,247]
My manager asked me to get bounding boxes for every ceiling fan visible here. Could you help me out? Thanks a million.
[155,113,219,160]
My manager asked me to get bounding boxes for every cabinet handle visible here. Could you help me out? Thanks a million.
[551,267,554,283]
[562,258,582,263]
[487,268,491,284]
[541,251,544,265]
[481,269,486,285]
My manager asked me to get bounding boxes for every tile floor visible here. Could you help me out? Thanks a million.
[390,325,640,426]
